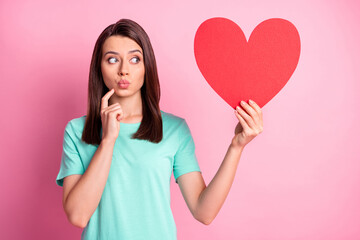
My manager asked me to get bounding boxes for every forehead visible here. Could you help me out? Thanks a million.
[102,35,142,54]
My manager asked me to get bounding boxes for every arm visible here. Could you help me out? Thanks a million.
[177,144,243,225]
[63,88,123,228]
[63,138,116,228]
[177,99,263,225]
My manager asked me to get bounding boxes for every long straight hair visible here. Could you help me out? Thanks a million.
[82,19,162,145]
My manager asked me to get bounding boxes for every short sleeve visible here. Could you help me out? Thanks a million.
[173,119,202,183]
[56,121,85,187]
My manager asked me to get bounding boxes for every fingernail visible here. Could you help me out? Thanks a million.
[236,106,240,110]
[249,99,254,104]
[241,101,245,105]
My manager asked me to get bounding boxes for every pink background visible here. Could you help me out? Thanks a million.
[1,0,359,239]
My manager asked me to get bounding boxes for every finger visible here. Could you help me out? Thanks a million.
[240,101,258,120]
[242,101,264,134]
[249,99,263,123]
[109,108,124,121]
[101,88,115,110]
[249,99,263,126]
[236,105,256,129]
[105,103,121,112]
[234,110,251,132]
[104,105,122,117]
[249,99,264,130]
[101,103,121,116]
[109,102,121,108]
[240,100,263,128]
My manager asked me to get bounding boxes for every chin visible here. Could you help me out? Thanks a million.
[115,89,133,97]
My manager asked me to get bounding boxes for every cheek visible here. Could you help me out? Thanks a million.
[134,65,145,79]
[132,69,145,87]
[137,71,145,85]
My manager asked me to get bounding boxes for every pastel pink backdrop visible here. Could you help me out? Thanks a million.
[0,0,359,239]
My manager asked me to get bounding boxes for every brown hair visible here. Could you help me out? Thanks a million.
[82,19,162,145]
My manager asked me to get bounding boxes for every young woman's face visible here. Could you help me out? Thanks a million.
[101,35,145,99]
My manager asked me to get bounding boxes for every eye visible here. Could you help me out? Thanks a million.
[130,57,140,64]
[108,57,118,64]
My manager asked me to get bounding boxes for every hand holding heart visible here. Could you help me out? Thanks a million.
[194,17,300,149]
[232,99,263,150]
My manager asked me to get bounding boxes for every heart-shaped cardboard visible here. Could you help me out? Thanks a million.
[194,17,301,109]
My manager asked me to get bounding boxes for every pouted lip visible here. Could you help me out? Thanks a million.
[118,79,130,84]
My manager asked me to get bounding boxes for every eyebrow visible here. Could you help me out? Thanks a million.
[103,50,143,57]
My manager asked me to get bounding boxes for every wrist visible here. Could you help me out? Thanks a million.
[229,143,245,153]
[101,138,116,146]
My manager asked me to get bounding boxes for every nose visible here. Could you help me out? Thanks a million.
[118,61,129,76]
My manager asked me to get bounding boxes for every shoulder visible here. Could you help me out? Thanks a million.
[160,110,193,138]
[160,110,186,126]
[64,115,86,138]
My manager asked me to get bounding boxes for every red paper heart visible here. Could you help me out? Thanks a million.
[194,17,301,109]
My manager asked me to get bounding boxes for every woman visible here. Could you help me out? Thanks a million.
[56,18,263,240]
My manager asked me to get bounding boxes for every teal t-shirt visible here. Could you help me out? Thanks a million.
[56,110,202,240]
